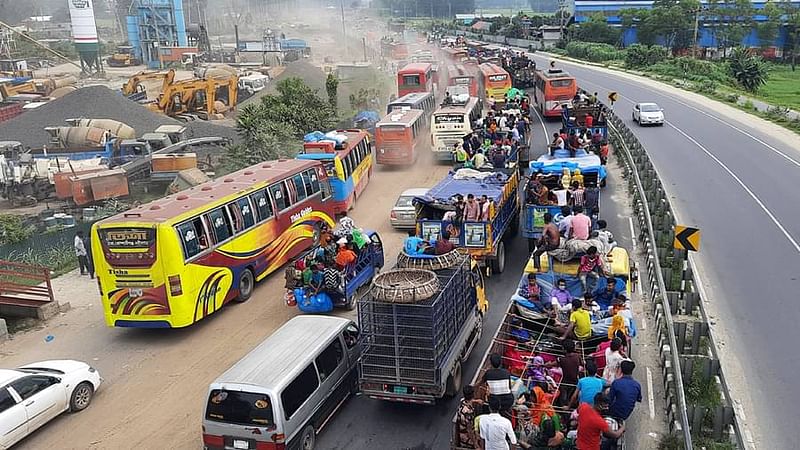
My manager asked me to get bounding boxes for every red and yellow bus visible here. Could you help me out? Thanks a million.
[92,159,335,328]
[397,62,434,98]
[447,64,479,98]
[533,68,577,117]
[375,109,426,166]
[478,62,512,105]
[298,129,373,214]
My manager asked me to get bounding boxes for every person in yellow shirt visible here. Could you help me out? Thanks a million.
[556,299,593,340]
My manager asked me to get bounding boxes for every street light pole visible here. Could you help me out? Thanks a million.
[340,0,348,59]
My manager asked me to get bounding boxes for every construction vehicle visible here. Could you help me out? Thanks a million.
[0,75,77,100]
[107,46,141,67]
[121,69,176,98]
[35,127,151,166]
[147,76,238,121]
[358,254,487,404]
[0,59,34,78]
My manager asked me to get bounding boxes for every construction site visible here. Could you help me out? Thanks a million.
[0,0,396,226]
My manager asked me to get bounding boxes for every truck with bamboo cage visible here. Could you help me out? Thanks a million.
[357,252,488,404]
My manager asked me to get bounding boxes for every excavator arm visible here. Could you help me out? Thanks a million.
[122,69,176,96]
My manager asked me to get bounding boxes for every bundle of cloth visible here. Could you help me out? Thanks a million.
[546,237,612,266]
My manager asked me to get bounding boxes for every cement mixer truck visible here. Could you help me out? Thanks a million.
[32,126,151,167]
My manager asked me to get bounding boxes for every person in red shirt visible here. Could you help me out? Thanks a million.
[434,230,456,255]
[576,393,625,450]
[585,113,594,128]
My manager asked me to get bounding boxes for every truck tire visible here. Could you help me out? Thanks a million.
[491,241,506,274]
[234,268,255,303]
[445,362,462,398]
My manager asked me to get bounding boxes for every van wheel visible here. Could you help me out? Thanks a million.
[445,362,462,398]
[491,241,506,274]
[300,425,316,450]
[235,268,254,303]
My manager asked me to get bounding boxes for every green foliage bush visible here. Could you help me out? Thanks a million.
[565,42,624,63]
[0,215,35,246]
[728,47,769,93]
[625,44,669,68]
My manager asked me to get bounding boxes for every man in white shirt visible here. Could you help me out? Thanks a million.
[498,114,508,130]
[479,396,518,450]
[74,231,89,276]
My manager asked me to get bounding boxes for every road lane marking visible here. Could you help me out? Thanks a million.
[532,54,800,170]
[569,76,800,253]
[665,122,800,253]
[646,367,656,420]
[529,97,549,140]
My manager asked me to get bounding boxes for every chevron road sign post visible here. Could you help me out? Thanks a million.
[674,225,700,252]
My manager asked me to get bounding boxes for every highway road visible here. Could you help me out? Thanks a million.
[528,54,800,449]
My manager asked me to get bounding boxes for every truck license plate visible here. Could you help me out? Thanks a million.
[129,288,143,298]
[392,386,408,394]
[233,440,249,450]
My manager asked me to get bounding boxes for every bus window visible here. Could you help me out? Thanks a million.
[292,174,307,201]
[402,75,420,86]
[207,208,233,243]
[302,170,319,195]
[237,197,256,229]
[175,219,208,259]
[227,202,244,233]
[251,189,273,222]
[269,182,289,211]
[321,178,332,199]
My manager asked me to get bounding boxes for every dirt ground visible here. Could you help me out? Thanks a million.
[2,147,452,449]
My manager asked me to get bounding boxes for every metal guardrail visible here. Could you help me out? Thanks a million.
[604,106,748,449]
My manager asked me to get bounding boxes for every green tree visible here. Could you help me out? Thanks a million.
[576,13,622,45]
[782,0,800,69]
[0,215,34,246]
[253,77,337,138]
[756,1,782,49]
[325,73,339,112]
[728,47,769,91]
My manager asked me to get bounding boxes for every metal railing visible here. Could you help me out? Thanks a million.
[604,106,748,449]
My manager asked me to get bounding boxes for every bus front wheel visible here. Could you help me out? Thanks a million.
[235,268,255,303]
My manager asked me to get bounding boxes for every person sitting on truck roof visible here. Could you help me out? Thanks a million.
[568,181,586,208]
[532,213,561,272]
[471,149,487,169]
[591,129,603,146]
[594,277,622,310]
[434,230,456,255]
[570,206,592,241]
[577,246,605,293]
[549,132,565,157]
[464,194,481,221]
[335,238,357,268]
[557,206,573,237]
[556,299,593,341]
[549,278,573,311]
[481,353,515,413]
[334,211,356,237]
[307,263,325,295]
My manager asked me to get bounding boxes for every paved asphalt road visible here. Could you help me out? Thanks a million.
[317,102,645,449]
[528,55,800,449]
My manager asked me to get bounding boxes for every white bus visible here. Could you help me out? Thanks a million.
[430,96,482,162]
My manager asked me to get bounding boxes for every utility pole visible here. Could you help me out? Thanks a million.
[692,7,701,59]
[340,0,348,59]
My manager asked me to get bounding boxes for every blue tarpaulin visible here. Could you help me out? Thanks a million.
[354,110,380,124]
[421,171,510,205]
[529,153,607,179]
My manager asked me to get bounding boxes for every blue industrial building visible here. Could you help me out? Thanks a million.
[573,0,800,51]
[126,0,189,68]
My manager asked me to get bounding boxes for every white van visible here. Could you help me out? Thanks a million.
[202,316,360,450]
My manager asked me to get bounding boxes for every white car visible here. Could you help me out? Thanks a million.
[391,188,428,229]
[632,102,665,126]
[0,360,101,448]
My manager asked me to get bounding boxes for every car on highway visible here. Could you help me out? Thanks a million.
[632,102,665,126]
[0,360,102,448]
[390,188,428,229]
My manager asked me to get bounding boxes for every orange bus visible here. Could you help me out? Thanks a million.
[533,68,577,118]
[375,109,426,166]
[397,62,434,98]
[446,64,479,98]
[478,62,512,105]
[93,159,335,328]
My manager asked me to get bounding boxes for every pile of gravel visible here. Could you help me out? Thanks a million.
[0,85,240,148]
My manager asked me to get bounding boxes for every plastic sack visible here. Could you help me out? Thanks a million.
[303,131,326,143]
[294,288,334,313]
[351,229,368,249]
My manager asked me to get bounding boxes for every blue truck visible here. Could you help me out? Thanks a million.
[415,163,520,274]
[561,103,608,141]
[288,230,384,312]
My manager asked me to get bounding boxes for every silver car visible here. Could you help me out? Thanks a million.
[390,188,428,229]
[632,102,665,126]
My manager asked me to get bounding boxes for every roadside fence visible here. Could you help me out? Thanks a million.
[604,104,749,449]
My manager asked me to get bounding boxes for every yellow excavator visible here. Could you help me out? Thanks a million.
[147,75,238,120]
[121,69,176,98]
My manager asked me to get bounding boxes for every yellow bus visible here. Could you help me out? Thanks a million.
[92,159,336,328]
[478,62,512,105]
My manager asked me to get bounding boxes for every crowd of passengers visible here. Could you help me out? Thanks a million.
[548,93,609,162]
[283,213,367,296]
[451,95,531,170]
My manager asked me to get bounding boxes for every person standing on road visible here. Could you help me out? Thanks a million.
[479,396,518,450]
[83,232,94,279]
[608,359,642,421]
[576,393,626,450]
[74,231,89,276]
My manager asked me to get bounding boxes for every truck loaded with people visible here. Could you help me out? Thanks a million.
[451,208,640,450]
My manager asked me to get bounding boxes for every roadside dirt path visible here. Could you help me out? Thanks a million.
[4,152,450,450]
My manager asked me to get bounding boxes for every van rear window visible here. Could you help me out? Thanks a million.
[205,390,275,427]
